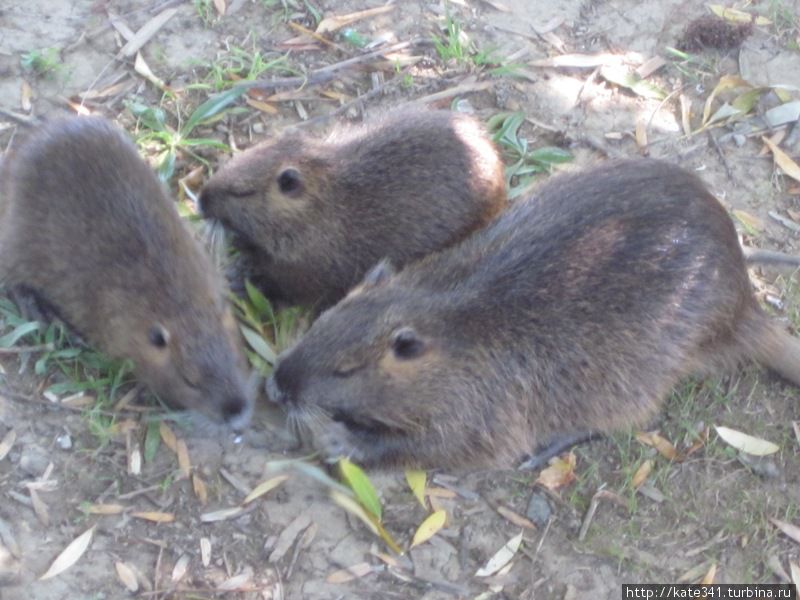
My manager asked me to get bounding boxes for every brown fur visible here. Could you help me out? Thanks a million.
[266,159,800,469]
[199,109,507,310]
[0,116,253,428]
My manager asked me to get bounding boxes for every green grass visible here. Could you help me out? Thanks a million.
[197,44,297,92]
[20,47,63,78]
[487,111,572,199]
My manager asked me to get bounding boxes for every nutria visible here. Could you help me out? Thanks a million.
[198,109,507,310]
[265,159,800,469]
[0,116,253,429]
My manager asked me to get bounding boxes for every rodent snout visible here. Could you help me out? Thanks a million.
[221,394,253,431]
[197,185,217,217]
[265,374,287,405]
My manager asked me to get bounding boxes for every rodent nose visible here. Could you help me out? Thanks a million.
[265,374,287,405]
[198,185,217,217]
[221,395,252,431]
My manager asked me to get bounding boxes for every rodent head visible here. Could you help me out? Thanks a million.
[267,261,482,462]
[199,132,333,261]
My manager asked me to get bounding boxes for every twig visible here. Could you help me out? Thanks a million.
[707,130,733,180]
[235,39,428,92]
[405,78,494,106]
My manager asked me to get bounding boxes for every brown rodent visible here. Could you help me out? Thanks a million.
[266,159,800,469]
[0,116,253,429]
[199,109,507,310]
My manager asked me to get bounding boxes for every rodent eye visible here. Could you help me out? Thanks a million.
[277,167,303,196]
[391,327,425,360]
[148,325,170,349]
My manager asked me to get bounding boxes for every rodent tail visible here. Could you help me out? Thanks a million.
[749,318,800,388]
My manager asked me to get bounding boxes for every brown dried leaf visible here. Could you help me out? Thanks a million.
[0,429,16,462]
[496,505,537,530]
[631,459,653,489]
[176,439,191,478]
[172,554,190,582]
[115,561,138,592]
[636,431,678,460]
[30,488,50,527]
[315,6,395,34]
[426,486,457,499]
[700,562,717,584]
[159,422,178,452]
[535,452,576,490]
[243,475,289,505]
[244,97,278,114]
[733,209,764,233]
[86,503,125,515]
[326,562,373,583]
[770,517,800,545]
[40,526,95,580]
[131,511,175,523]
[192,474,208,506]
[762,136,800,184]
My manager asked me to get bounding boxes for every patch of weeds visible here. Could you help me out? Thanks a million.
[434,13,471,64]
[232,281,307,375]
[198,44,296,91]
[194,0,217,26]
[664,46,719,84]
[20,47,63,79]
[487,111,572,199]
[126,86,246,181]
[767,0,800,49]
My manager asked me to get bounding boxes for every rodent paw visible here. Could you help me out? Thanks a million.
[317,421,365,464]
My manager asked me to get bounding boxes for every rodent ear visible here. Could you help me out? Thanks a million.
[148,324,170,349]
[277,167,303,196]
[391,327,426,360]
[361,259,395,290]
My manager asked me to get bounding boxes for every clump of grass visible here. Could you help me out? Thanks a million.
[434,14,470,63]
[487,111,572,198]
[20,47,62,78]
[198,43,296,91]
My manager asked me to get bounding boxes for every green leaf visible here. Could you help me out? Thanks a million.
[157,150,176,182]
[339,458,382,520]
[144,420,161,462]
[181,87,248,137]
[245,280,273,318]
[126,100,167,132]
[178,138,229,149]
[529,146,573,165]
[405,469,427,508]
[240,325,277,364]
[0,321,40,347]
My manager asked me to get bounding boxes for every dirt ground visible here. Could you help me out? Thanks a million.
[1,0,800,598]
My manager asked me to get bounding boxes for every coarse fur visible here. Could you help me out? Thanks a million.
[0,116,253,428]
[199,109,507,310]
[267,159,800,469]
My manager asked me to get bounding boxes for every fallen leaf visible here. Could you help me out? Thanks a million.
[159,422,178,452]
[535,452,576,490]
[733,209,764,234]
[762,136,800,184]
[339,459,382,520]
[176,439,191,478]
[0,429,16,462]
[134,52,169,92]
[192,474,208,505]
[315,6,395,34]
[496,505,537,530]
[244,97,278,114]
[635,118,648,154]
[793,421,800,447]
[636,431,678,460]
[30,488,50,527]
[118,8,178,58]
[20,81,32,112]
[131,511,175,523]
[243,475,289,505]
[218,570,254,591]
[405,469,427,508]
[715,426,779,456]
[410,510,447,548]
[426,487,457,499]
[199,507,243,523]
[708,4,771,25]
[631,459,653,489]
[172,554,190,582]
[128,443,141,476]
[115,561,139,592]
[680,94,692,136]
[770,517,800,545]
[700,562,717,584]
[326,562,373,583]
[701,75,750,127]
[475,531,523,577]
[40,526,95,580]
[213,0,226,16]
[201,537,211,567]
[85,503,125,515]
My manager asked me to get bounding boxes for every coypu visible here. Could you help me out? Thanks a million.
[0,116,253,428]
[266,159,800,469]
[198,109,507,311]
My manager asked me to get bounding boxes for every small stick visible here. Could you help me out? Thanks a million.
[707,129,733,180]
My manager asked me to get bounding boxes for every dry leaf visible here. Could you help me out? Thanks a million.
[762,136,800,184]
[708,4,771,25]
[0,429,16,462]
[631,459,653,489]
[680,94,692,137]
[201,537,211,567]
[535,452,576,490]
[475,531,523,577]
[134,52,169,92]
[244,97,278,114]
[20,81,33,112]
[715,426,779,456]
[243,475,289,505]
[733,209,765,233]
[410,510,447,548]
[172,554,190,582]
[315,6,395,34]
[131,511,175,523]
[118,8,178,58]
[770,517,800,545]
[218,570,254,591]
[496,505,537,530]
[176,439,191,478]
[701,75,750,127]
[326,562,373,583]
[330,491,402,554]
[636,431,678,460]
[426,487,457,499]
[700,562,717,584]
[192,474,208,505]
[159,422,177,452]
[635,118,648,154]
[86,503,125,515]
[40,526,95,580]
[30,488,50,527]
[128,443,141,476]
[405,469,427,508]
[213,0,226,16]
[115,561,139,592]
[199,506,244,523]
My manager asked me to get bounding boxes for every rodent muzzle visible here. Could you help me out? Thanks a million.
[265,373,288,405]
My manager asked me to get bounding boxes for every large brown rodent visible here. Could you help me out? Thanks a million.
[266,159,800,469]
[199,109,507,310]
[0,116,253,429]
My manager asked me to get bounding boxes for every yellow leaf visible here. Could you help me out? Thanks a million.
[410,510,447,548]
[535,452,577,490]
[636,431,678,460]
[243,475,289,504]
[714,426,779,456]
[131,511,175,523]
[708,4,771,25]
[86,503,125,515]
[475,531,523,577]
[40,526,95,580]
[330,490,402,554]
[631,459,653,489]
[192,474,208,506]
[702,75,751,127]
[700,562,717,584]
[405,470,427,508]
[176,439,191,478]
[762,136,800,183]
[733,209,764,234]
[159,422,178,452]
